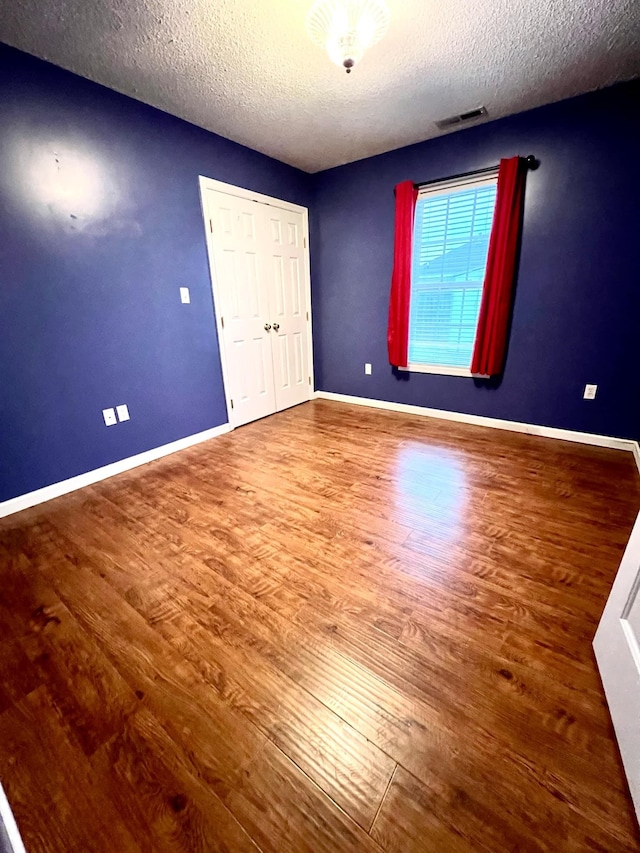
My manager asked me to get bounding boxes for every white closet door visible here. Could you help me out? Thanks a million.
[208,191,276,427]
[263,206,310,412]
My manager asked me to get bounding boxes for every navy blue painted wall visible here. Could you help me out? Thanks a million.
[310,81,640,441]
[0,43,311,503]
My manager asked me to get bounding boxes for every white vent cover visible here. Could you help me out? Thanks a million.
[435,106,488,130]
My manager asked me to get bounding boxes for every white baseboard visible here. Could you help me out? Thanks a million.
[314,391,640,467]
[0,423,231,520]
[3,396,637,522]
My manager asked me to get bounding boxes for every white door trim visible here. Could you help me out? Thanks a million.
[594,510,640,822]
[199,176,314,429]
[0,783,26,853]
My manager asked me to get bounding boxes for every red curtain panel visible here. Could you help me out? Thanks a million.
[387,180,418,367]
[471,156,528,376]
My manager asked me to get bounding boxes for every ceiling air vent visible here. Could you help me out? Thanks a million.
[435,106,488,130]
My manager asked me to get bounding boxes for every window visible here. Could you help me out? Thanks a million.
[407,171,498,376]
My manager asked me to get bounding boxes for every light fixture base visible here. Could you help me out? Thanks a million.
[306,0,390,72]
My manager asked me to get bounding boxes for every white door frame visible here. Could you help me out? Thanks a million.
[198,176,314,429]
[594,509,640,822]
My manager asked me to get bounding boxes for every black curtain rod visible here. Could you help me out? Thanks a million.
[414,154,537,189]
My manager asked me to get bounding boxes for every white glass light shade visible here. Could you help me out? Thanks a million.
[306,0,390,73]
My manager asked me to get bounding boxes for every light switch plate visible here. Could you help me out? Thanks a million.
[180,287,190,304]
[583,384,597,400]
[102,408,117,426]
[365,363,372,375]
[116,404,130,422]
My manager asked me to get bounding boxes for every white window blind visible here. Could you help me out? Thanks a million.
[408,174,498,371]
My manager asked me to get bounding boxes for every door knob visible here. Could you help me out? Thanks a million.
[264,323,271,331]
[273,323,280,332]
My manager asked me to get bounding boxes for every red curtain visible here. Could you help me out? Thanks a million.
[387,180,418,367]
[471,156,528,376]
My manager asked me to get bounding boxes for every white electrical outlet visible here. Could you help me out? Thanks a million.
[180,287,190,304]
[102,408,117,426]
[364,363,372,375]
[584,384,597,400]
[116,404,130,422]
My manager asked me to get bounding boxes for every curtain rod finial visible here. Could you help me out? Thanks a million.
[525,154,538,170]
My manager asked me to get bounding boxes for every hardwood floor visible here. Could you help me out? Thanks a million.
[1,398,639,852]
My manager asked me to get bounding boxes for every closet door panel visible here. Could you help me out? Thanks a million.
[263,207,310,412]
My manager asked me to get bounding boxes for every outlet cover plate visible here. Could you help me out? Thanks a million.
[180,287,190,304]
[116,404,130,422]
[584,384,598,400]
[365,363,372,375]
[102,408,117,426]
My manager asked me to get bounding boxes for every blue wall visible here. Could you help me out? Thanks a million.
[311,81,640,441]
[0,43,311,503]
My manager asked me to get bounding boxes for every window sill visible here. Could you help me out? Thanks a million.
[400,363,473,377]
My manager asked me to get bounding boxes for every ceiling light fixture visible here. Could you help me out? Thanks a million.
[306,0,390,74]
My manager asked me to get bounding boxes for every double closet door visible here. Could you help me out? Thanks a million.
[204,189,311,428]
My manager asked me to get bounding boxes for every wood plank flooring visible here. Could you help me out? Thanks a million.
[1,399,639,852]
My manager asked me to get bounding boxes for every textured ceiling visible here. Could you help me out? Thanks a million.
[0,0,638,172]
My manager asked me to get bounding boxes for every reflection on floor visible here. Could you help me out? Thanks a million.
[0,399,639,852]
